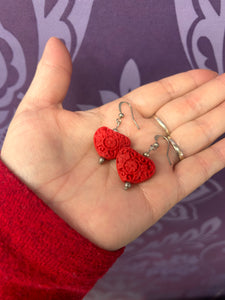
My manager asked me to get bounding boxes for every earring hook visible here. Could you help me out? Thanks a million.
[143,135,172,165]
[155,135,172,165]
[113,101,140,131]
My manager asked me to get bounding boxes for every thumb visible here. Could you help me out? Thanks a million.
[21,37,72,109]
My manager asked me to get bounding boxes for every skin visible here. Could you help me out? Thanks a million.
[1,38,225,251]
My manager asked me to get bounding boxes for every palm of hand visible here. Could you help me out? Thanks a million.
[2,38,225,250]
[3,102,177,250]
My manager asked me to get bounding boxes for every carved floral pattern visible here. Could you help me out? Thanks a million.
[116,147,156,184]
[93,126,131,160]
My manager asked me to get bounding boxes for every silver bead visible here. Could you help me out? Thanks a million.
[124,182,132,190]
[153,142,159,148]
[99,157,105,164]
[143,152,150,157]
[119,112,124,118]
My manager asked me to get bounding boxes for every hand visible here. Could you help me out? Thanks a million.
[2,38,225,251]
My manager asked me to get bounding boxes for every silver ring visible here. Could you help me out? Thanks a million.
[167,136,184,161]
[153,115,170,135]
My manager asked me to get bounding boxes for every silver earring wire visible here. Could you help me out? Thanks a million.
[113,101,140,131]
[143,135,172,165]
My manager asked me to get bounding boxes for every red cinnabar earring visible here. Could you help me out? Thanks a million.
[116,135,172,190]
[94,101,140,164]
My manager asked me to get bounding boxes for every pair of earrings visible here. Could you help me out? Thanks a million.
[94,101,171,190]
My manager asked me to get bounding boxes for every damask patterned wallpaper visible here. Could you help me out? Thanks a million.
[0,1,224,299]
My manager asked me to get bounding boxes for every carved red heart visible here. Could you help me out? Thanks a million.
[94,127,131,160]
[116,147,156,184]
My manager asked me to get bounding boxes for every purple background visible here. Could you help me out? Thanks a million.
[0,1,224,299]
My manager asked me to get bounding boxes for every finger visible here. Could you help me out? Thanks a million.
[175,138,225,201]
[124,69,217,117]
[20,37,72,110]
[156,73,225,132]
[171,101,225,157]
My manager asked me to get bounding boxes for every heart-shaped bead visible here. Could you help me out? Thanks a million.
[116,147,156,186]
[94,127,131,161]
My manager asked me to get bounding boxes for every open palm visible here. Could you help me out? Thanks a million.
[2,38,225,251]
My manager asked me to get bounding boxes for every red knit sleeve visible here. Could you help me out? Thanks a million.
[0,158,124,300]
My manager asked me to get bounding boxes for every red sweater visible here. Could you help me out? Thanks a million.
[0,158,124,299]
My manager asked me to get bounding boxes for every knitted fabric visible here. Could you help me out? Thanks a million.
[0,158,124,299]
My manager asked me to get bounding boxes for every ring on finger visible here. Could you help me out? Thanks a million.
[153,115,170,135]
[167,136,184,161]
